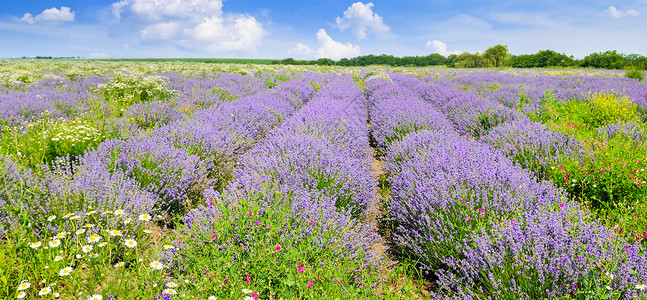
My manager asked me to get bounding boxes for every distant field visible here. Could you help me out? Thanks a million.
[92,57,280,64]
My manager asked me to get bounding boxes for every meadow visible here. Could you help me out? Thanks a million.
[0,59,646,299]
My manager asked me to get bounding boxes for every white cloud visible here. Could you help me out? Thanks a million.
[335,2,392,39]
[90,52,109,58]
[426,40,462,56]
[20,7,75,24]
[316,29,360,60]
[111,0,266,53]
[607,6,640,18]
[289,43,314,55]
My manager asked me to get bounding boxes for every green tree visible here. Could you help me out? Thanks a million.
[483,44,511,67]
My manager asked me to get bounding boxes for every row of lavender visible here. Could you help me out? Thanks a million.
[0,73,321,238]
[366,76,646,298]
[421,72,647,113]
[184,76,379,259]
[160,77,381,298]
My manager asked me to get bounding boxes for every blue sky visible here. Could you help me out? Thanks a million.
[1,0,646,59]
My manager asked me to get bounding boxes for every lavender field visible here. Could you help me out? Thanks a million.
[1,60,647,299]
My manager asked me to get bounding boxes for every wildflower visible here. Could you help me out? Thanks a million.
[297,265,304,274]
[54,232,66,239]
[70,216,79,220]
[49,240,61,248]
[242,289,252,294]
[63,213,73,219]
[143,229,152,234]
[82,245,93,253]
[150,260,164,270]
[166,282,177,288]
[38,287,52,295]
[308,280,313,288]
[138,214,151,221]
[163,244,175,250]
[54,293,60,298]
[87,234,102,243]
[48,215,57,222]
[54,255,63,262]
[208,297,217,300]
[17,281,31,290]
[114,210,124,216]
[76,254,83,259]
[84,224,95,228]
[86,210,96,216]
[124,239,137,248]
[90,253,99,258]
[30,241,42,249]
[114,262,124,268]
[244,297,253,300]
[163,289,177,295]
[76,229,86,235]
[274,244,281,251]
[124,218,132,224]
[637,283,647,290]
[98,242,108,248]
[108,230,122,237]
[59,267,73,276]
[87,295,102,300]
[16,291,26,299]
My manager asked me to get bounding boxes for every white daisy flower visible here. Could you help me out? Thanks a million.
[86,294,102,300]
[81,245,93,253]
[38,287,52,295]
[143,229,152,234]
[166,282,177,288]
[29,241,41,249]
[114,262,125,268]
[163,244,175,250]
[97,242,108,248]
[124,218,132,224]
[242,289,252,294]
[124,239,137,248]
[208,297,217,300]
[54,232,66,239]
[87,234,102,243]
[49,240,61,248]
[150,260,163,270]
[113,210,124,216]
[47,215,57,222]
[109,230,122,237]
[16,291,26,299]
[138,214,151,221]
[16,281,31,290]
[75,229,86,235]
[54,255,63,262]
[163,288,176,295]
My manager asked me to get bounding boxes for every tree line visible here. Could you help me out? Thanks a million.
[272,45,647,70]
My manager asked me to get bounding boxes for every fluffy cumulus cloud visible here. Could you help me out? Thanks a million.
[335,2,392,39]
[426,40,462,56]
[20,7,75,24]
[288,43,314,56]
[316,29,361,60]
[607,6,640,18]
[111,0,266,53]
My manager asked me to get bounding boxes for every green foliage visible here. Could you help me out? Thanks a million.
[97,73,175,111]
[0,114,105,168]
[625,67,645,82]
[483,44,511,67]
[0,206,163,299]
[510,50,576,68]
[166,192,379,299]
[580,51,627,69]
